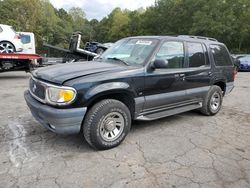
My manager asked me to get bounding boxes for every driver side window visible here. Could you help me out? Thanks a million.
[155,41,184,68]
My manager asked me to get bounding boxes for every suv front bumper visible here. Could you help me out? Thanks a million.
[24,90,87,134]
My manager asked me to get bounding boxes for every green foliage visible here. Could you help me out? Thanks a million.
[0,0,249,53]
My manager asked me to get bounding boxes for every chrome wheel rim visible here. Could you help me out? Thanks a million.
[210,92,221,111]
[100,112,125,142]
[0,42,15,53]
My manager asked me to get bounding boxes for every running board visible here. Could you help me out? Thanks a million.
[136,102,202,121]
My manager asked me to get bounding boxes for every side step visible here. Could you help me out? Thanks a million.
[136,102,202,121]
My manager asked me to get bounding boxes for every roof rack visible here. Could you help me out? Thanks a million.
[178,35,218,42]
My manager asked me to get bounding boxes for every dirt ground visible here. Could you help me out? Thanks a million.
[0,71,250,188]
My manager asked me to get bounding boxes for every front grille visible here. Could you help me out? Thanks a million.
[29,78,46,101]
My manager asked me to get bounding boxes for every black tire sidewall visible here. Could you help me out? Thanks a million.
[84,100,131,150]
[206,86,223,115]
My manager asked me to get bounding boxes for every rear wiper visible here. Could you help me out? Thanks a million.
[107,57,130,66]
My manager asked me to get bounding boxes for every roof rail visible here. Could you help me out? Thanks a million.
[178,35,218,42]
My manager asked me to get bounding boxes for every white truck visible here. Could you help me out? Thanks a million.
[19,32,36,54]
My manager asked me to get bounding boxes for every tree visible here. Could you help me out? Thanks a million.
[68,7,86,31]
[1,0,250,53]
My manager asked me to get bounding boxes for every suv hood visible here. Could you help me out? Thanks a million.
[33,61,126,85]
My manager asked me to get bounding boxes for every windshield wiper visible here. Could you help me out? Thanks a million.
[107,57,130,66]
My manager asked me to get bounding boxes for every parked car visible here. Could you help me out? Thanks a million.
[0,24,23,53]
[85,42,108,54]
[24,35,236,150]
[237,55,250,71]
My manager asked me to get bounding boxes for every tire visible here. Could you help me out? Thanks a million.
[0,41,16,53]
[83,99,131,150]
[200,85,223,116]
[96,48,104,54]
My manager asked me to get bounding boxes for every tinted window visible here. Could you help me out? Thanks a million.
[155,41,184,68]
[210,44,233,66]
[0,26,2,33]
[21,35,31,44]
[187,42,207,67]
[203,44,209,65]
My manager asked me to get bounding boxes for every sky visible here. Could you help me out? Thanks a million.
[50,0,155,20]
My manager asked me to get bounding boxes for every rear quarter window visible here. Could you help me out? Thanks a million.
[210,44,233,66]
[0,26,2,33]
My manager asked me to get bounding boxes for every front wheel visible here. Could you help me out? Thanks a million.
[200,85,223,116]
[83,99,131,150]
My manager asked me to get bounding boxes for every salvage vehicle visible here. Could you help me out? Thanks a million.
[85,42,108,54]
[0,24,23,53]
[24,35,236,150]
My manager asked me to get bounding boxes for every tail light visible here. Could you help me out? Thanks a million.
[233,68,237,81]
[14,34,21,40]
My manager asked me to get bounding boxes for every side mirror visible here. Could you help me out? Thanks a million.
[151,59,169,69]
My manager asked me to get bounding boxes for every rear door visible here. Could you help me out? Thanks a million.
[183,42,212,101]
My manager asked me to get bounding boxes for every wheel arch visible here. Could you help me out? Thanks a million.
[85,89,136,119]
[0,40,16,51]
[213,80,226,95]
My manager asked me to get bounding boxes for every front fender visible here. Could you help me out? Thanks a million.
[85,82,132,100]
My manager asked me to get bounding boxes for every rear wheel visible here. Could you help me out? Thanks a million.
[200,85,223,116]
[0,42,16,53]
[96,48,104,54]
[83,99,131,150]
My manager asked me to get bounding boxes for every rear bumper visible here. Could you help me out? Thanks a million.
[24,90,87,134]
[225,82,234,95]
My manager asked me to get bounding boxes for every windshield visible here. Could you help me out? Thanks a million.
[98,38,158,65]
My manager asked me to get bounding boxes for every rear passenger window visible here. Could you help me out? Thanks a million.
[210,44,233,66]
[187,42,207,67]
[155,41,184,68]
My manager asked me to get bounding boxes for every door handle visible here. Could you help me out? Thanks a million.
[179,74,185,77]
[208,72,212,76]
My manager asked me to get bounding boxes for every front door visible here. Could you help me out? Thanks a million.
[143,40,188,113]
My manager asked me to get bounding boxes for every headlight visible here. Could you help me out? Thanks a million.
[46,86,76,105]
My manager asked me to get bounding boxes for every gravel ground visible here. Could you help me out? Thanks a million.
[0,71,250,188]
